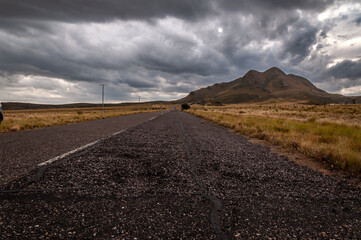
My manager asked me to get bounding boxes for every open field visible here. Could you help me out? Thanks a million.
[0,104,169,133]
[188,103,361,174]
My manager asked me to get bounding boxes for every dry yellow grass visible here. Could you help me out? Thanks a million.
[0,104,169,133]
[188,103,361,174]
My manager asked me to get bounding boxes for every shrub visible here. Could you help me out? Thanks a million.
[181,103,190,110]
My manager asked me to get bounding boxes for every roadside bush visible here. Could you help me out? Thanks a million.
[181,103,190,110]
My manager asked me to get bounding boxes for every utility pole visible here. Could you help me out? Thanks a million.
[139,95,140,103]
[100,84,105,114]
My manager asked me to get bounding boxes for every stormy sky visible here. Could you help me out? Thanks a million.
[0,0,360,104]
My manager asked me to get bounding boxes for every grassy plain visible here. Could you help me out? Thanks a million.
[0,104,169,133]
[188,103,361,174]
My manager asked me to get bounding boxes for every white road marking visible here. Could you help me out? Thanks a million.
[149,111,167,121]
[38,130,125,167]
[148,112,167,121]
[38,141,98,167]
[38,111,168,167]
[112,130,125,136]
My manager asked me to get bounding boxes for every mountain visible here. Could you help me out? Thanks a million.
[180,67,353,104]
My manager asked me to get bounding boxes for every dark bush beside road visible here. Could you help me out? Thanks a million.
[0,103,3,123]
[181,103,190,110]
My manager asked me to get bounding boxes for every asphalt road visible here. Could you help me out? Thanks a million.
[0,110,360,239]
[0,111,167,185]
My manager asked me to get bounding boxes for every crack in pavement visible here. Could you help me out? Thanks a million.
[178,112,226,240]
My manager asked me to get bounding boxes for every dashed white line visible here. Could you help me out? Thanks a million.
[38,130,125,167]
[149,112,167,121]
[38,111,168,167]
[112,130,125,136]
[38,141,99,167]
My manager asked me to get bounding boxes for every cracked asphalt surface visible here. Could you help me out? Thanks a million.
[0,110,360,239]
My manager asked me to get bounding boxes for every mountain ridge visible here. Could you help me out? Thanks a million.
[180,67,356,104]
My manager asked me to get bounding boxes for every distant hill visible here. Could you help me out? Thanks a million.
[180,67,356,105]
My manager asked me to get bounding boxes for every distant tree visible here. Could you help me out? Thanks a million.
[181,103,190,110]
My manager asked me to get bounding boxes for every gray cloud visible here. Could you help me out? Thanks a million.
[0,0,212,22]
[280,22,319,64]
[326,60,361,80]
[215,0,335,12]
[0,0,334,25]
[355,16,361,26]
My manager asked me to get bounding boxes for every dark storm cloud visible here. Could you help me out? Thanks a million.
[215,0,335,12]
[123,78,157,88]
[0,0,336,24]
[0,38,100,83]
[133,32,221,76]
[137,47,227,77]
[0,0,212,23]
[355,16,361,26]
[0,14,229,88]
[210,7,322,70]
[0,18,54,35]
[326,60,361,80]
[281,23,319,63]
[163,84,194,93]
